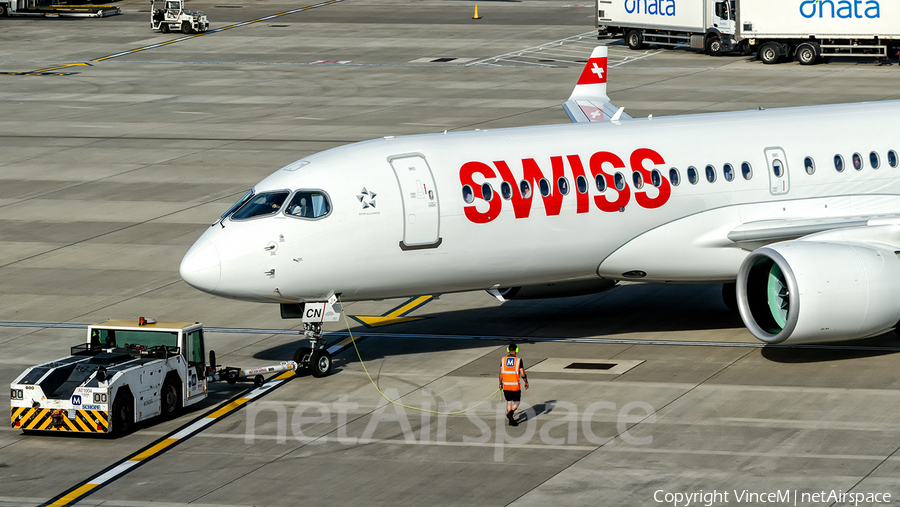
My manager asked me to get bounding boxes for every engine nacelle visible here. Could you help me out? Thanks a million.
[491,278,617,301]
[736,240,900,344]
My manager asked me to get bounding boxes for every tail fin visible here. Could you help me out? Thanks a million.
[562,46,630,123]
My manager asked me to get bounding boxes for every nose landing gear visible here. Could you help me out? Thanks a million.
[294,322,333,377]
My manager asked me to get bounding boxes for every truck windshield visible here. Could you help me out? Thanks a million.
[231,191,290,220]
[92,328,178,351]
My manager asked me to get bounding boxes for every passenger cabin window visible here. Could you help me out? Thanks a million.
[804,157,815,175]
[286,191,331,219]
[687,166,699,185]
[889,150,898,168]
[501,181,513,200]
[539,178,551,197]
[462,185,474,204]
[232,191,290,220]
[870,151,880,169]
[669,168,681,186]
[576,175,588,194]
[614,172,626,191]
[481,183,494,201]
[632,171,644,189]
[595,174,607,192]
[834,155,844,172]
[741,162,752,180]
[723,164,734,182]
[557,177,570,195]
[651,169,662,188]
[705,165,716,183]
[520,180,532,199]
[852,152,863,170]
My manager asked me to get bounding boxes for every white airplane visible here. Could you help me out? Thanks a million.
[180,46,900,368]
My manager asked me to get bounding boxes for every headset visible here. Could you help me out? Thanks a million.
[508,343,518,354]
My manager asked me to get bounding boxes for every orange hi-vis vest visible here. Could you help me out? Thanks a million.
[500,355,522,391]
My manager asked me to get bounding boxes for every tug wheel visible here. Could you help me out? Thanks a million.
[161,376,182,419]
[111,390,134,437]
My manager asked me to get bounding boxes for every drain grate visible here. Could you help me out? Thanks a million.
[565,362,616,370]
[528,358,643,375]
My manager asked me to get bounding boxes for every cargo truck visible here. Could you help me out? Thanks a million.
[598,0,898,64]
[597,0,737,56]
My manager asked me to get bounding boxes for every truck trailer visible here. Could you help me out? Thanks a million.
[599,0,898,64]
[738,0,897,64]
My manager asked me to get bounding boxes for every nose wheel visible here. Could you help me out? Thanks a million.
[294,323,332,377]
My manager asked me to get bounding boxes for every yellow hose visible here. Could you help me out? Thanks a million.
[340,296,500,415]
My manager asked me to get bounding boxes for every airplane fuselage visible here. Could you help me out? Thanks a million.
[181,101,900,305]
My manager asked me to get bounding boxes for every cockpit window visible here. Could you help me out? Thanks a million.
[231,191,290,220]
[217,190,253,225]
[286,190,331,219]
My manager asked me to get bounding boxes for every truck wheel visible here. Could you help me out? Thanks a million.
[705,36,723,56]
[311,350,332,378]
[796,43,818,65]
[0,4,8,16]
[625,30,645,50]
[182,21,193,34]
[293,346,312,375]
[160,23,169,33]
[758,43,781,65]
[161,376,182,419]
[111,390,134,437]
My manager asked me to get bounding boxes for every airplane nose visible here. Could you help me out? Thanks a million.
[180,240,221,293]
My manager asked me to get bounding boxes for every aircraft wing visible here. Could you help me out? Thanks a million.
[728,215,900,245]
[562,46,632,123]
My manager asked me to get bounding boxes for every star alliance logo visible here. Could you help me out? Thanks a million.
[357,187,376,209]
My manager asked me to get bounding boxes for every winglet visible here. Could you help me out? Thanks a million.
[562,46,631,123]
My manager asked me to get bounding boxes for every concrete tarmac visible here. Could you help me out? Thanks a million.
[2,0,900,506]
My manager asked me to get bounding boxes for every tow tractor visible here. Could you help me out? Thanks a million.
[150,0,207,34]
[10,318,298,436]
[0,0,120,17]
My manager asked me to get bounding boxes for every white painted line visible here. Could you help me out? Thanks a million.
[88,461,140,485]
[169,417,215,440]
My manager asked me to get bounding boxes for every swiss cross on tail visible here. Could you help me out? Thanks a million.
[577,57,607,85]
[562,46,631,123]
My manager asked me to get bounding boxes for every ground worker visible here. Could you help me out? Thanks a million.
[499,342,528,426]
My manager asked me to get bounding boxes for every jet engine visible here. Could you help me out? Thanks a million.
[490,278,617,301]
[736,240,900,344]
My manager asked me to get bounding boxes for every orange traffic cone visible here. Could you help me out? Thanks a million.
[473,5,481,19]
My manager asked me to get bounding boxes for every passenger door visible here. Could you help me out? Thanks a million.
[389,154,441,249]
